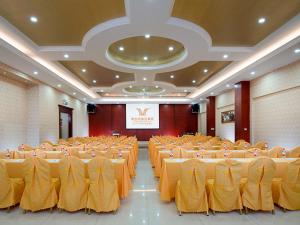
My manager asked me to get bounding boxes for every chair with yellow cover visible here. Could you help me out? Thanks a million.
[207,159,243,214]
[0,160,24,210]
[235,140,245,146]
[268,147,285,158]
[40,142,54,151]
[18,144,34,151]
[87,156,119,213]
[57,156,88,212]
[20,157,59,212]
[245,148,268,158]
[175,159,208,215]
[236,141,251,150]
[220,141,235,150]
[241,157,276,213]
[253,141,268,150]
[287,147,300,158]
[215,150,245,158]
[272,159,300,210]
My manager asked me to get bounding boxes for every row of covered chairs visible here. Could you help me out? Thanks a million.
[175,158,300,215]
[0,156,119,213]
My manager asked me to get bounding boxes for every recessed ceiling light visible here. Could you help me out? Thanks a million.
[250,71,256,75]
[168,46,174,51]
[30,16,38,23]
[184,90,187,92]
[192,80,196,83]
[200,98,203,101]
[73,92,76,95]
[294,48,300,54]
[258,17,266,24]
[142,88,146,91]
[234,84,239,88]
[143,77,147,81]
[203,69,208,73]
[100,89,104,92]
[226,84,230,88]
[145,34,151,39]
[223,54,228,59]
[33,71,38,75]
[63,54,69,59]
[119,46,124,51]
[83,98,86,101]
[57,84,62,88]
[170,75,174,79]
[92,80,97,83]
[81,68,86,73]
[129,85,132,88]
[143,56,148,61]
[155,85,159,88]
[115,75,119,78]
[210,92,214,95]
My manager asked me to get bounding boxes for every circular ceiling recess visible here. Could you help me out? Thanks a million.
[108,36,185,66]
[123,85,164,96]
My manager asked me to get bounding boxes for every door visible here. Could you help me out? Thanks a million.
[59,105,73,139]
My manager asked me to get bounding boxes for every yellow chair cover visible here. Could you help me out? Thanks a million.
[20,157,59,212]
[268,146,284,158]
[175,159,208,213]
[57,156,88,211]
[207,159,242,212]
[244,148,265,158]
[288,147,300,158]
[0,160,24,208]
[87,157,120,212]
[273,159,300,210]
[241,157,276,211]
[253,141,268,150]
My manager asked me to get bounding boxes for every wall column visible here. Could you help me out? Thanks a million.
[235,81,250,142]
[206,96,216,136]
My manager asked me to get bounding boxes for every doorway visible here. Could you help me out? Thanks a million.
[58,105,73,139]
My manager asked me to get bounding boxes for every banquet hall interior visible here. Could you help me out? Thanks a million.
[0,0,300,225]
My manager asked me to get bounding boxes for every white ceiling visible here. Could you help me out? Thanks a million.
[0,0,299,104]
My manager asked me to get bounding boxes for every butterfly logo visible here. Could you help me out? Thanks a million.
[136,108,149,116]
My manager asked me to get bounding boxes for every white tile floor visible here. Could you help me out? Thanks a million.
[1,147,300,225]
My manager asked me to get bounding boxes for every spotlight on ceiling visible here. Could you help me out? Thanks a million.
[30,16,38,23]
[192,80,196,84]
[92,80,97,84]
[57,84,62,88]
[250,71,256,75]
[33,71,38,75]
[155,85,159,88]
[63,54,69,59]
[143,77,147,81]
[168,46,174,51]
[226,84,230,88]
[223,54,228,59]
[115,75,120,79]
[143,56,148,61]
[294,48,300,54]
[81,68,86,73]
[203,69,208,73]
[145,34,151,39]
[100,90,104,92]
[73,92,76,95]
[258,17,266,24]
[119,46,124,51]
[129,85,132,88]
[170,75,174,79]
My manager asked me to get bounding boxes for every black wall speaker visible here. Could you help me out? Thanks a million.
[191,104,200,113]
[87,104,96,114]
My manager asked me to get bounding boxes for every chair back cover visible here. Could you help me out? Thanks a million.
[20,157,57,211]
[87,156,119,212]
[58,156,88,211]
[242,157,276,211]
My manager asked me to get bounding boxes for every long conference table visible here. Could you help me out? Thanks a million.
[153,149,270,177]
[158,157,296,202]
[3,158,132,199]
[11,150,137,178]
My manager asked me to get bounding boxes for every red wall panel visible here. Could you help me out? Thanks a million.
[235,81,250,142]
[206,96,216,136]
[89,104,198,141]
